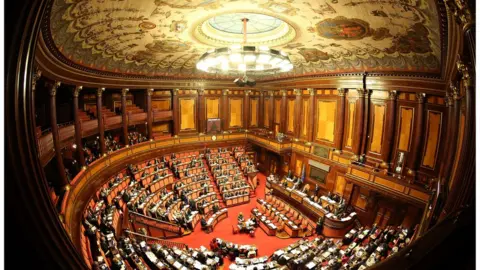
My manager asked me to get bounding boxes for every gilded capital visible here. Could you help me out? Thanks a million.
[121,88,129,97]
[307,88,315,96]
[147,88,154,96]
[449,82,461,100]
[73,86,83,97]
[356,88,368,97]
[280,90,287,97]
[456,56,472,87]
[32,68,42,91]
[223,89,230,96]
[245,90,252,96]
[97,87,105,97]
[388,90,397,100]
[260,91,264,97]
[416,92,426,103]
[49,81,61,96]
[293,89,302,96]
[337,88,347,97]
[445,93,454,107]
[268,90,274,97]
[197,89,205,96]
[173,89,179,96]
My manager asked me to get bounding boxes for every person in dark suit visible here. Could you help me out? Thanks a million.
[200,216,208,231]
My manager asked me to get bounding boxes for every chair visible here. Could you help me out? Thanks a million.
[249,230,255,238]
[232,225,239,234]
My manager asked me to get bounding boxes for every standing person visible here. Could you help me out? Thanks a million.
[316,216,324,235]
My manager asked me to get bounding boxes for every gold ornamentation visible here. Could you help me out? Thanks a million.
[147,88,154,96]
[245,90,252,96]
[356,88,368,97]
[388,90,397,100]
[197,89,205,96]
[445,93,454,107]
[280,90,287,97]
[49,81,61,96]
[294,89,302,96]
[121,88,129,97]
[97,87,105,97]
[444,0,473,31]
[456,55,472,87]
[223,89,230,96]
[307,88,315,96]
[173,89,179,96]
[73,86,83,97]
[416,92,426,103]
[449,81,461,100]
[32,68,42,92]
[337,88,347,97]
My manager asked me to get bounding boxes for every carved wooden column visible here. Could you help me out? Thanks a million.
[307,88,315,143]
[222,89,230,132]
[96,87,106,155]
[73,86,86,166]
[280,89,287,133]
[258,91,264,129]
[49,81,69,188]
[172,89,180,136]
[405,93,426,177]
[442,85,461,184]
[197,89,205,133]
[334,88,347,153]
[244,90,251,130]
[146,88,154,140]
[380,90,397,168]
[352,89,367,160]
[293,89,302,139]
[121,88,129,145]
[269,91,275,132]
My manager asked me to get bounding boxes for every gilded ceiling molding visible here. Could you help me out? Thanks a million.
[121,88,129,97]
[443,0,473,32]
[73,86,82,97]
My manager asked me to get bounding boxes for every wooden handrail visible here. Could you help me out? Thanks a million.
[128,211,182,233]
[123,230,188,249]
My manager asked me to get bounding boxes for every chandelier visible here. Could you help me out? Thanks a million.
[196,18,293,74]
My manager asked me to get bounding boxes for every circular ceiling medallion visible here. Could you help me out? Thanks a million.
[139,21,156,30]
[192,12,297,47]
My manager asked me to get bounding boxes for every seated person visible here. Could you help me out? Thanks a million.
[200,216,208,231]
[212,204,219,214]
[237,212,245,223]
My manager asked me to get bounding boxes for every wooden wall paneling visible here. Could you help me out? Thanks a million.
[172,89,180,135]
[334,89,347,152]
[314,96,337,146]
[334,173,347,196]
[300,95,310,141]
[249,97,259,128]
[151,99,171,111]
[286,96,296,135]
[307,88,315,142]
[228,97,243,129]
[244,90,251,130]
[391,93,416,176]
[343,94,356,152]
[197,89,205,133]
[274,96,282,134]
[406,93,426,178]
[269,91,275,131]
[146,88,153,140]
[222,89,229,132]
[353,89,365,158]
[258,91,264,129]
[263,94,270,128]
[205,96,220,119]
[293,89,302,139]
[366,90,388,163]
[280,90,288,134]
[122,88,129,144]
[359,89,371,158]
[380,91,398,168]
[179,96,197,132]
[420,109,443,170]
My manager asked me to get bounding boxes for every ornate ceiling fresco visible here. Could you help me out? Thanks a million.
[46,0,443,79]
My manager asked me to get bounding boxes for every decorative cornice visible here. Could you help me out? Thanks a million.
[32,68,42,92]
[97,87,105,97]
[121,88,129,97]
[147,88,154,96]
[388,90,397,100]
[73,86,82,97]
[307,88,315,96]
[293,89,302,96]
[49,81,61,96]
[444,0,473,32]
[337,88,347,97]
[416,92,426,103]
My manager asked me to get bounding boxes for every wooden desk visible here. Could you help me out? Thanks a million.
[205,209,228,233]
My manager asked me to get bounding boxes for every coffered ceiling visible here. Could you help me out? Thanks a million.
[43,0,444,80]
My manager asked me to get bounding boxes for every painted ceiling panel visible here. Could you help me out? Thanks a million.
[48,0,442,78]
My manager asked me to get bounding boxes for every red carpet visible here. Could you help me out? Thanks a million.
[170,173,315,267]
